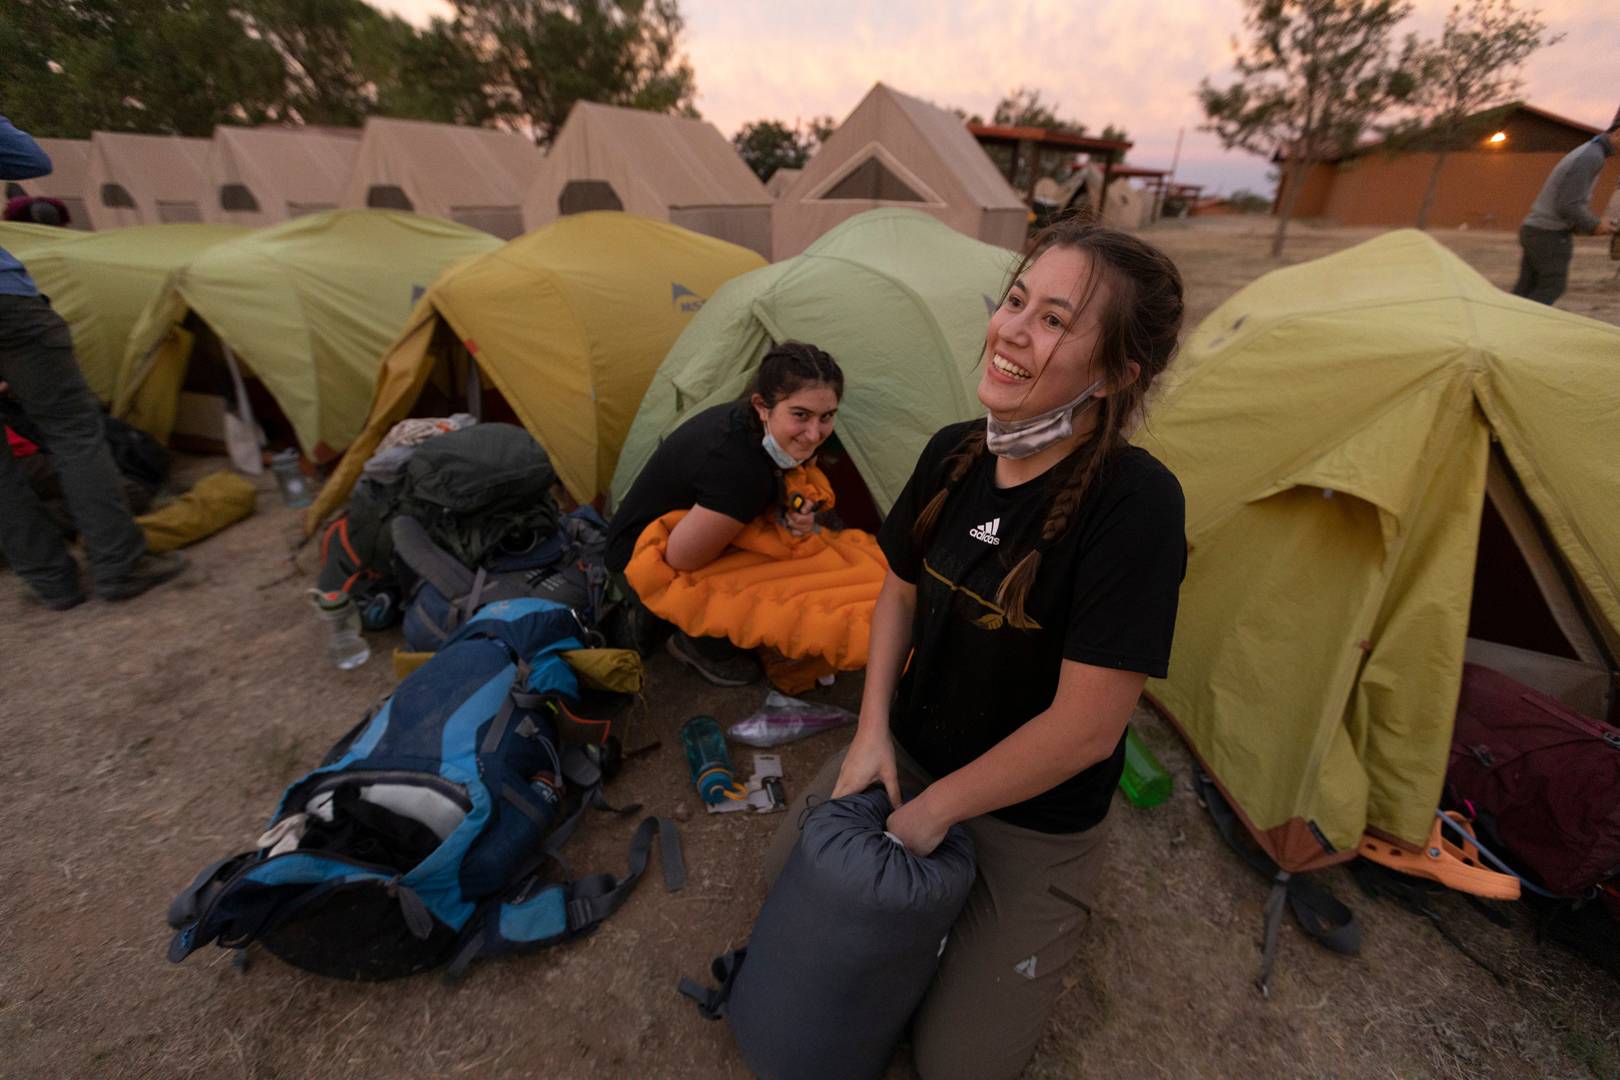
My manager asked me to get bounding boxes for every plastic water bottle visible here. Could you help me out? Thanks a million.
[1119,727,1172,808]
[270,449,313,508]
[681,715,740,805]
[312,589,370,670]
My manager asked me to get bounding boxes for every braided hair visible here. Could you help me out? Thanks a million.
[913,220,1184,628]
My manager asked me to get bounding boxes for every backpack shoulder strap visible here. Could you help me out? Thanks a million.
[444,816,684,981]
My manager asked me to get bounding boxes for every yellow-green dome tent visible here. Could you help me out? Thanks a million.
[612,208,1018,515]
[0,222,244,402]
[1137,230,1620,873]
[304,211,766,532]
[116,210,499,460]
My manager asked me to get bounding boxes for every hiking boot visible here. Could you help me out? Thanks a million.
[97,551,189,602]
[665,632,760,687]
[34,589,86,612]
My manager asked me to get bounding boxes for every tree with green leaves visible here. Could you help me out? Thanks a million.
[445,0,698,145]
[732,116,834,181]
[1394,0,1562,229]
[0,0,287,137]
[994,87,1084,134]
[1200,0,1412,256]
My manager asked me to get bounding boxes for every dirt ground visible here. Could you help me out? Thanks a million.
[4,218,1619,1080]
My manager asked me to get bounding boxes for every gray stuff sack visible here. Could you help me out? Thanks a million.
[680,789,976,1080]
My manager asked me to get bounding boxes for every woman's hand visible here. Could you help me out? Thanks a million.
[783,508,816,536]
[832,721,900,806]
[886,793,950,857]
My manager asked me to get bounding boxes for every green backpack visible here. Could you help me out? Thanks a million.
[396,423,562,570]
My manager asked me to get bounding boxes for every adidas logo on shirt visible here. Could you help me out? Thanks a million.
[969,517,1002,545]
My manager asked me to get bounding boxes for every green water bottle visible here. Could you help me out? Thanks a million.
[1119,727,1172,808]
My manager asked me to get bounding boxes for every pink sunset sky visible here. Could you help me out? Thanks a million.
[377,0,1617,196]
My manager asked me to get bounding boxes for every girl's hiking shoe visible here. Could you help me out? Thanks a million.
[665,631,760,687]
[97,551,188,602]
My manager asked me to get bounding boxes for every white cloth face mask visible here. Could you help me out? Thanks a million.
[985,377,1106,460]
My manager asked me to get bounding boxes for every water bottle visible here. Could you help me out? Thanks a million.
[681,715,741,805]
[270,449,313,509]
[311,589,371,670]
[1118,727,1172,808]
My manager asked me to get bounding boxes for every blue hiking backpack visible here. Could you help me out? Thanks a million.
[166,598,683,981]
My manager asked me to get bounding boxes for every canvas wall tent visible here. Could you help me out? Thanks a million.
[1037,166,1156,229]
[207,126,359,227]
[1135,230,1620,878]
[341,118,541,239]
[772,84,1029,258]
[83,132,211,229]
[765,168,801,199]
[116,211,500,461]
[304,212,766,529]
[0,223,245,403]
[7,138,94,229]
[614,208,1018,517]
[522,102,774,259]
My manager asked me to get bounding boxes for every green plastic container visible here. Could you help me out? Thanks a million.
[1119,727,1172,808]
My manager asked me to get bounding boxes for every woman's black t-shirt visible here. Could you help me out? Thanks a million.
[605,402,781,573]
[878,421,1186,833]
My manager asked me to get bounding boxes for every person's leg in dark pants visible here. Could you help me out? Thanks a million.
[1513,225,1573,305]
[0,295,146,599]
[1511,226,1540,298]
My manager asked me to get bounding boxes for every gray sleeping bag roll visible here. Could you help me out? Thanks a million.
[683,789,976,1080]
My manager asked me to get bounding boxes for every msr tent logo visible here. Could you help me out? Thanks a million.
[672,283,706,313]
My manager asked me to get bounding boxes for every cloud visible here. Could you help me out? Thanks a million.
[375,0,1615,195]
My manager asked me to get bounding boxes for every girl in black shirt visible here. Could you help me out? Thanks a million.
[766,222,1186,1079]
[605,342,843,684]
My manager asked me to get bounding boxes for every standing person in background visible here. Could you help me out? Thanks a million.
[0,115,186,609]
[1512,111,1618,305]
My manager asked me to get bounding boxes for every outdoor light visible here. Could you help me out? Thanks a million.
[1488,131,1508,145]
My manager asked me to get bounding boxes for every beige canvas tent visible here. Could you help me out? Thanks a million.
[7,138,93,229]
[765,167,801,199]
[522,102,773,258]
[1039,166,1155,229]
[772,84,1028,257]
[83,132,211,229]
[207,126,359,227]
[341,118,541,239]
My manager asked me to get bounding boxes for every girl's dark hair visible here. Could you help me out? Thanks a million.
[742,341,844,431]
[913,220,1184,629]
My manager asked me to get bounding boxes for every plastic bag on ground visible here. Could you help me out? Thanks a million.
[728,690,856,748]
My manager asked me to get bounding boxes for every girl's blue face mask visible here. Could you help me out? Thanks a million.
[761,430,803,469]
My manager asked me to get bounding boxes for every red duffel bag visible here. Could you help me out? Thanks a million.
[1446,663,1620,898]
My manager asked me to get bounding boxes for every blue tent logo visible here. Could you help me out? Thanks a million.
[672,283,706,314]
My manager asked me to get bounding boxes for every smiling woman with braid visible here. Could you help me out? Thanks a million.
[763,220,1188,1080]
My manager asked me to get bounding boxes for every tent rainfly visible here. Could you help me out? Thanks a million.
[771,84,1029,259]
[341,118,541,239]
[614,208,1017,516]
[83,132,211,229]
[116,210,500,461]
[1137,230,1620,879]
[207,126,360,227]
[522,101,774,258]
[0,222,245,403]
[304,211,767,530]
[7,138,94,229]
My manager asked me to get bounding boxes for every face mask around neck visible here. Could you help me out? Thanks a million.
[984,376,1106,460]
[762,429,804,469]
